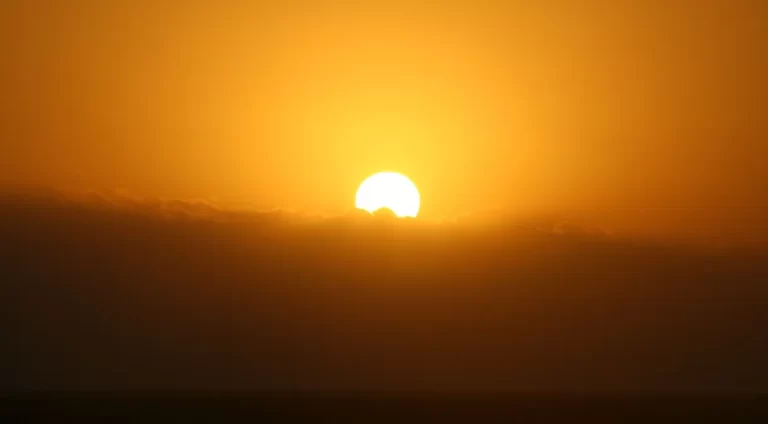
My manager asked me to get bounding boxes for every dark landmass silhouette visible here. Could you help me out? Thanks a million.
[372,206,397,218]
[2,187,768,394]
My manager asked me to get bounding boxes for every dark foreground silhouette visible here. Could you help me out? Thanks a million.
[3,392,768,422]
[2,189,768,421]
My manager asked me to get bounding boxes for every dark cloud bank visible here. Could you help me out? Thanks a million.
[2,188,768,393]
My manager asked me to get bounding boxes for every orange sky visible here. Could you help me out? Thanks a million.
[2,1,767,217]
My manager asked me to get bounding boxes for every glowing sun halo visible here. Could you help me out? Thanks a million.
[355,172,420,218]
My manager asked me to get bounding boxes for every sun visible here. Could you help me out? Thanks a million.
[355,172,420,218]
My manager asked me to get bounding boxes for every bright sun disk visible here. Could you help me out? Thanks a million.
[355,172,420,218]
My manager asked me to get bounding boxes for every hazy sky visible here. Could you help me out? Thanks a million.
[2,1,766,216]
[4,2,768,393]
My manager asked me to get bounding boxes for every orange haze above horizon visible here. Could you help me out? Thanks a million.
[2,1,767,218]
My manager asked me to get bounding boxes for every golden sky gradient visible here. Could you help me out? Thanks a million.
[2,1,767,217]
[5,2,768,395]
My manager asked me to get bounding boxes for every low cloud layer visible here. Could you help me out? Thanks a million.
[2,187,768,392]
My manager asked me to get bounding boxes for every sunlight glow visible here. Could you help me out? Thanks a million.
[355,172,420,218]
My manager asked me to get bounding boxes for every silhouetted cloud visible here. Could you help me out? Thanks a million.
[2,187,768,392]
